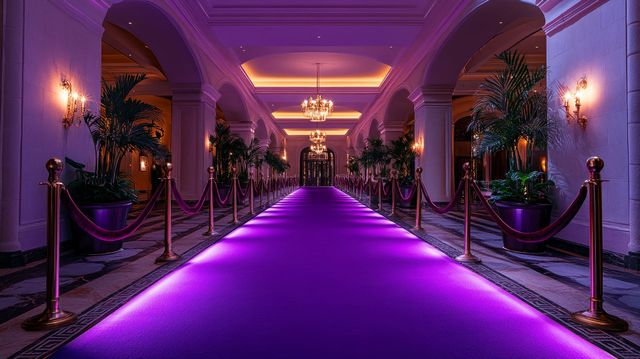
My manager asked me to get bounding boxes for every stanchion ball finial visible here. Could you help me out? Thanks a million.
[207,166,214,174]
[586,156,604,174]
[166,162,173,171]
[416,167,423,175]
[463,162,470,172]
[46,158,64,183]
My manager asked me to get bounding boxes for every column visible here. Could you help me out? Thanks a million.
[171,83,220,200]
[229,122,256,144]
[627,0,640,267]
[380,125,404,145]
[410,86,453,202]
[0,0,25,264]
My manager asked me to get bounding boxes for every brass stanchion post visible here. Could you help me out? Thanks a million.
[157,163,179,262]
[249,170,255,215]
[413,167,423,231]
[377,176,383,211]
[266,175,271,204]
[204,166,215,236]
[259,173,264,207]
[232,167,239,224]
[390,169,398,216]
[456,162,480,263]
[22,159,77,331]
[572,157,628,331]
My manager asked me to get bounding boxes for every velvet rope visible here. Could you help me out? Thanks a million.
[171,180,210,216]
[237,181,250,201]
[62,182,165,242]
[420,180,464,214]
[471,181,588,243]
[213,182,232,207]
[395,182,417,202]
[382,181,391,198]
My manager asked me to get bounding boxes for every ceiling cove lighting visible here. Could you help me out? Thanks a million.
[272,111,361,120]
[301,63,334,122]
[284,128,349,136]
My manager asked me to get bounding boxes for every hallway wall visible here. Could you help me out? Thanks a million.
[545,0,630,254]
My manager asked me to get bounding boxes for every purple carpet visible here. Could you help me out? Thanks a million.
[53,187,611,358]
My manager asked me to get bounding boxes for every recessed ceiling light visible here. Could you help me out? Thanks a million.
[316,35,321,39]
[535,45,539,49]
[389,45,393,49]
[240,45,244,49]
[128,53,132,57]
[128,21,133,25]
[241,49,246,52]
[144,45,149,48]
[498,21,503,25]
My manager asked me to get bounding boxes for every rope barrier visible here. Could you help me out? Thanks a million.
[62,181,165,242]
[171,180,210,216]
[471,181,588,243]
[420,180,464,215]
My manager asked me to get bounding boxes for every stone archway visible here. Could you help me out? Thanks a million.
[382,88,413,144]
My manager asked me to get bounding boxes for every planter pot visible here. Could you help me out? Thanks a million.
[495,201,552,253]
[397,185,416,209]
[73,201,132,255]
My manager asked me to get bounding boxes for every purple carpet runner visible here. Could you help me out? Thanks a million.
[53,187,611,358]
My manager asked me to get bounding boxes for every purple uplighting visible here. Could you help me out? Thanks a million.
[52,188,612,358]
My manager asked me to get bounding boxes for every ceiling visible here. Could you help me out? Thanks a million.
[186,0,443,136]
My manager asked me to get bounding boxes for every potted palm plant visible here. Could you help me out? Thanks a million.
[469,51,558,253]
[209,121,245,200]
[66,74,163,254]
[359,138,390,205]
[389,132,415,207]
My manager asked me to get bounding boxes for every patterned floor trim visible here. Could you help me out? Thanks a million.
[10,196,287,359]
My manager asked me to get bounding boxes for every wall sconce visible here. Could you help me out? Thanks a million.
[61,79,86,128]
[139,155,149,172]
[563,77,588,129]
[411,140,423,159]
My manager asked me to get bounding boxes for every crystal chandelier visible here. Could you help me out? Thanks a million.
[310,142,326,155]
[301,63,334,122]
[309,129,326,144]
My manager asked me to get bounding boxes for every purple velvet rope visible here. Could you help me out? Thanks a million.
[382,182,391,198]
[62,183,165,242]
[471,181,588,243]
[237,181,250,201]
[420,180,464,214]
[213,182,232,207]
[395,182,417,202]
[171,180,210,216]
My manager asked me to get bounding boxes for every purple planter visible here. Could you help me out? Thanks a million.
[495,201,552,253]
[398,185,416,209]
[74,201,132,254]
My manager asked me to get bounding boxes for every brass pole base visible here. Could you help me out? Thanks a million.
[203,229,217,236]
[572,310,629,332]
[411,226,423,231]
[455,254,481,264]
[22,309,77,331]
[155,251,180,263]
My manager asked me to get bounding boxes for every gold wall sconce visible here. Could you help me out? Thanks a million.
[61,79,86,128]
[411,140,423,159]
[563,77,588,129]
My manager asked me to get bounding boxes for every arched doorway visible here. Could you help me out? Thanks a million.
[300,147,335,186]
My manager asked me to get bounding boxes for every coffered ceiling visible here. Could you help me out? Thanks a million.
[183,0,446,136]
[174,0,545,137]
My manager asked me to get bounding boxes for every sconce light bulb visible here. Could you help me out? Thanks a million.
[81,96,86,103]
[71,92,79,100]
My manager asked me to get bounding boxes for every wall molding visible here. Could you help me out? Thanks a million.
[542,0,609,37]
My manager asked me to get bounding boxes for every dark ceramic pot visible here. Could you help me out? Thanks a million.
[495,201,552,253]
[74,201,132,255]
[398,184,416,209]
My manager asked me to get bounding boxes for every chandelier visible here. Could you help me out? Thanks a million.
[301,63,334,122]
[310,142,327,155]
[309,129,326,144]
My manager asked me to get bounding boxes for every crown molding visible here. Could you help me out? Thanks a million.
[49,0,112,36]
[542,0,608,37]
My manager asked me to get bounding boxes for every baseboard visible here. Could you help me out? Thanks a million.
[0,240,76,268]
[547,238,632,269]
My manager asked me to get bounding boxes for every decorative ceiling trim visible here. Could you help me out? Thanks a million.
[50,0,111,36]
[542,0,608,37]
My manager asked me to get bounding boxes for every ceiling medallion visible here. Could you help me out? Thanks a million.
[301,63,334,122]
